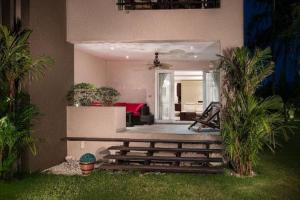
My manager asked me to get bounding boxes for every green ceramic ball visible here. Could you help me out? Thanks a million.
[80,153,96,164]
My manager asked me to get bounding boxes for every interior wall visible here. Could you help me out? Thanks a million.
[105,60,210,113]
[27,0,74,171]
[181,80,203,104]
[74,48,107,87]
[106,60,155,111]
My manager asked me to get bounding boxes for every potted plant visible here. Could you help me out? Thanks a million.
[98,87,120,106]
[79,153,96,175]
[67,83,99,106]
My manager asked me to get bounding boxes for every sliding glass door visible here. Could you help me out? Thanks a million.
[203,71,220,108]
[155,71,174,122]
[155,70,219,123]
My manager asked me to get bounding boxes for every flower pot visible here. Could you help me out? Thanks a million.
[80,162,95,175]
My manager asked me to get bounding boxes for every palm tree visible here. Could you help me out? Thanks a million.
[0,25,52,114]
[219,47,291,176]
[0,25,53,178]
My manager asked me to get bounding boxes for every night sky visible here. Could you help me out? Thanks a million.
[244,0,300,86]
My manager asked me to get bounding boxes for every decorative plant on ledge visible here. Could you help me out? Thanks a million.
[98,87,120,106]
[218,47,292,176]
[67,83,99,106]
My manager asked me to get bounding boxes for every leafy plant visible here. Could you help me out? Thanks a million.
[219,47,292,176]
[0,25,53,112]
[67,83,99,106]
[98,87,120,106]
[0,116,37,178]
[0,25,52,178]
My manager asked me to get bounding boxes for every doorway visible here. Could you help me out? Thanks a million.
[155,70,220,123]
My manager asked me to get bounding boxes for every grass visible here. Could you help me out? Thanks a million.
[0,123,300,200]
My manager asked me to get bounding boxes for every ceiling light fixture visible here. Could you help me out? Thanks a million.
[126,55,129,59]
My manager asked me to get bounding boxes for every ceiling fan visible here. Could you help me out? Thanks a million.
[148,52,172,70]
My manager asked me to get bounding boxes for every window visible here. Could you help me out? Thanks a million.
[116,0,220,10]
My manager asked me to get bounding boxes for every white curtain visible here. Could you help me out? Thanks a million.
[204,71,220,108]
[158,73,171,120]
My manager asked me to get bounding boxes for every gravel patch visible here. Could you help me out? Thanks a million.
[43,160,82,176]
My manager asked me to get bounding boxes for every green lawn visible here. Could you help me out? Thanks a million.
[1,123,300,200]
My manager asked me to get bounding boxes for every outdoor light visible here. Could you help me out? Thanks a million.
[75,103,80,107]
[126,55,129,59]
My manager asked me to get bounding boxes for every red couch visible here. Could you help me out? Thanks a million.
[114,102,145,117]
[90,101,145,117]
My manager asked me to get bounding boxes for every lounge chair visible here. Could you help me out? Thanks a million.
[188,102,221,131]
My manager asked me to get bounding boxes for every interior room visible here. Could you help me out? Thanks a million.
[174,70,204,122]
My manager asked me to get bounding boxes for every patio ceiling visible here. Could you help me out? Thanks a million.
[75,41,221,61]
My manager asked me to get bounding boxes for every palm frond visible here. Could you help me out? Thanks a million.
[219,47,293,176]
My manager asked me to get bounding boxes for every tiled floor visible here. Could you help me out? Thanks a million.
[122,124,219,135]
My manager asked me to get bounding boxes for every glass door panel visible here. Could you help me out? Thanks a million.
[156,71,174,122]
[204,71,220,108]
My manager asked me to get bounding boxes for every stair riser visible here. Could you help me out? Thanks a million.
[108,147,223,153]
[105,155,223,163]
[98,165,224,174]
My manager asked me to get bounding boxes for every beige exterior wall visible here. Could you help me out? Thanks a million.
[74,49,107,87]
[27,0,74,171]
[67,106,127,160]
[67,106,126,138]
[66,0,243,48]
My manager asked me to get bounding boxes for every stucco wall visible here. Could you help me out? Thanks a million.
[74,49,107,87]
[67,106,126,138]
[27,0,74,171]
[66,0,243,48]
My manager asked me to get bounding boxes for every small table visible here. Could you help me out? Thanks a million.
[180,112,196,121]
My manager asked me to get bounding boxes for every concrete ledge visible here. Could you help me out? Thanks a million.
[67,106,126,138]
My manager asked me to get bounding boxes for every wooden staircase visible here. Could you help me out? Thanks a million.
[99,138,224,174]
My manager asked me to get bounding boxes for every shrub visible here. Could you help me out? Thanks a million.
[0,116,37,178]
[67,83,99,106]
[0,25,52,178]
[98,87,120,106]
[219,47,291,176]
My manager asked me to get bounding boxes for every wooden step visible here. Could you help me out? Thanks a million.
[66,137,222,145]
[99,164,224,174]
[104,155,223,163]
[108,146,223,153]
